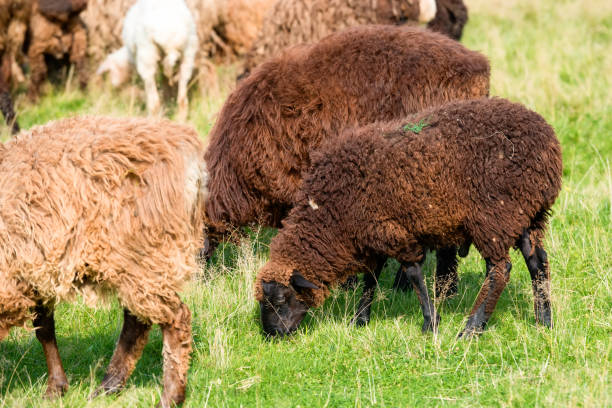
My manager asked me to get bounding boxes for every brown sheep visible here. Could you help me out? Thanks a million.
[27,0,88,100]
[255,97,562,338]
[240,0,467,77]
[0,0,32,133]
[205,25,490,297]
[0,116,207,406]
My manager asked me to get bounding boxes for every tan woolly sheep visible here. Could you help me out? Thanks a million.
[0,116,207,407]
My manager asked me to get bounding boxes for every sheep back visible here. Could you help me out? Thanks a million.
[37,0,87,21]
[205,25,490,229]
[0,116,207,327]
[242,0,422,74]
[255,98,562,306]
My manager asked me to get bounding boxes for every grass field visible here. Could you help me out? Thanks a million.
[1,0,611,406]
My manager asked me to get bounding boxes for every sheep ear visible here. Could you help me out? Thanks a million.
[262,281,276,296]
[290,271,319,291]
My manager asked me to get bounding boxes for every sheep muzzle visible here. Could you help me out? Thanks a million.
[259,277,315,337]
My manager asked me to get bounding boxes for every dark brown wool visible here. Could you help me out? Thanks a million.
[427,0,468,40]
[256,98,562,334]
[27,0,89,100]
[241,0,469,76]
[205,25,489,233]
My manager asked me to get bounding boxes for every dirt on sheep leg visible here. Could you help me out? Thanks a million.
[159,302,192,408]
[519,229,553,328]
[460,257,512,338]
[404,262,440,333]
[350,258,384,327]
[435,246,459,298]
[34,304,69,397]
[91,309,152,398]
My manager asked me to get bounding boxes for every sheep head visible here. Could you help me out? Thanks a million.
[257,269,318,338]
[96,47,131,87]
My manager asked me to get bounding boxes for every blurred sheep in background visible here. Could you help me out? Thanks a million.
[0,0,32,133]
[96,0,199,120]
[240,0,468,78]
[27,0,89,100]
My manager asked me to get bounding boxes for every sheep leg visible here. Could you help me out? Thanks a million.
[0,55,19,134]
[350,259,384,327]
[68,19,88,90]
[0,91,19,134]
[176,43,196,122]
[391,263,412,292]
[135,46,161,116]
[159,302,192,408]
[434,246,459,298]
[34,304,69,397]
[27,13,53,101]
[460,257,512,337]
[519,229,552,328]
[404,262,440,333]
[91,309,151,397]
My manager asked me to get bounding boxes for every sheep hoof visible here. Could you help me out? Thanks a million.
[457,326,483,339]
[535,310,552,329]
[421,314,441,333]
[44,380,68,398]
[90,377,124,399]
[350,314,369,327]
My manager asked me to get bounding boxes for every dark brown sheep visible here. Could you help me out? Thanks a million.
[240,0,469,77]
[255,97,562,338]
[427,0,468,40]
[27,0,88,100]
[205,25,490,295]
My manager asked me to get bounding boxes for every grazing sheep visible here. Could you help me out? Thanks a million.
[205,25,490,297]
[27,0,88,100]
[0,116,207,406]
[427,0,468,40]
[240,0,465,77]
[255,97,562,338]
[0,0,32,133]
[96,0,198,121]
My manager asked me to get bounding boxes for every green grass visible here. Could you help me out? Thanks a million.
[1,0,611,406]
[403,119,430,134]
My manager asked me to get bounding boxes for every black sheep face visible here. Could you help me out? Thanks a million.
[259,272,318,337]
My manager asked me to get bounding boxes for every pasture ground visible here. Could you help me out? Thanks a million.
[1,0,611,406]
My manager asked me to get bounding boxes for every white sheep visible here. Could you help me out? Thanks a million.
[97,0,198,121]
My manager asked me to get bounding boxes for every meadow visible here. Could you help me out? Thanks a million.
[1,0,611,406]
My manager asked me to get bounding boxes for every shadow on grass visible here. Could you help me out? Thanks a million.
[296,256,538,334]
[0,320,165,396]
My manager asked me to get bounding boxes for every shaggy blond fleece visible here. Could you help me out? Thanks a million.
[0,116,207,339]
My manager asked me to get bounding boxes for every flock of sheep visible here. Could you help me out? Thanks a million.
[0,0,563,407]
